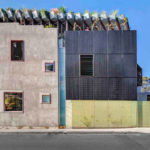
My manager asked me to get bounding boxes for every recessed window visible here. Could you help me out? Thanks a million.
[42,95,51,104]
[80,55,93,76]
[11,41,24,61]
[147,95,150,101]
[4,92,23,111]
[45,62,55,72]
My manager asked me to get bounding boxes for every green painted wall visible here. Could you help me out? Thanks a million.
[66,101,150,128]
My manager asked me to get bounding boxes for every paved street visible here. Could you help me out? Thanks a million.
[0,133,150,150]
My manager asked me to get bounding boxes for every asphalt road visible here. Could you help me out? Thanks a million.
[0,133,150,150]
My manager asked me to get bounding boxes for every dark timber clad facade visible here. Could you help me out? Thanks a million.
[65,31,137,100]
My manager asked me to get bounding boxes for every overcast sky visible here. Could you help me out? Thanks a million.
[0,0,150,76]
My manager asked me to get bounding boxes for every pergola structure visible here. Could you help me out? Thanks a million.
[0,8,130,35]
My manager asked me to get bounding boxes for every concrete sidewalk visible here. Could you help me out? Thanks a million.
[0,127,150,134]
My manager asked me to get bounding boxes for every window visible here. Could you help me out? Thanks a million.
[147,95,150,101]
[4,92,23,111]
[11,41,24,61]
[80,55,93,76]
[42,95,51,104]
[45,62,55,72]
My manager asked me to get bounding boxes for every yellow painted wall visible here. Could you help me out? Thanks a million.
[66,100,150,128]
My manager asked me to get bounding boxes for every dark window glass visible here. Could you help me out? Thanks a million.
[11,41,24,61]
[42,95,51,104]
[80,55,93,76]
[147,95,150,101]
[4,92,23,111]
[45,63,55,72]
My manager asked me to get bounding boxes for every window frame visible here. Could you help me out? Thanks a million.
[80,54,94,76]
[45,62,55,72]
[42,94,51,104]
[147,95,150,101]
[11,40,24,61]
[4,92,24,112]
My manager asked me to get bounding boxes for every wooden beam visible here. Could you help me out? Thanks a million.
[116,18,121,30]
[108,18,114,30]
[99,19,106,31]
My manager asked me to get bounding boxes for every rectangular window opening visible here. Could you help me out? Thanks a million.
[11,41,24,61]
[4,92,23,111]
[80,55,93,76]
[45,62,55,72]
[42,95,51,104]
[147,95,150,101]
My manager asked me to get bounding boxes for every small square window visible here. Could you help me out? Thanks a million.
[11,41,24,61]
[4,92,23,111]
[42,95,51,104]
[45,62,55,72]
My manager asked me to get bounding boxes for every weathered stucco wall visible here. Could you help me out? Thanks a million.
[0,23,58,127]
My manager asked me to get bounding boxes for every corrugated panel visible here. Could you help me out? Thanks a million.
[127,78,137,100]
[108,78,122,100]
[66,54,79,77]
[65,31,79,54]
[79,77,93,99]
[94,54,107,77]
[122,54,137,77]
[108,31,121,53]
[108,54,123,77]
[66,77,79,100]
[78,31,93,54]
[121,78,137,100]
[93,78,108,100]
[122,31,137,53]
[92,31,107,54]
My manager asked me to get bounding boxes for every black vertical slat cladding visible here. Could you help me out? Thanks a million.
[78,31,93,54]
[122,54,137,77]
[108,31,122,54]
[66,77,79,100]
[108,54,123,77]
[79,77,93,100]
[93,78,108,100]
[94,54,107,77]
[93,31,107,54]
[108,78,122,100]
[65,31,137,100]
[66,54,79,77]
[121,30,137,53]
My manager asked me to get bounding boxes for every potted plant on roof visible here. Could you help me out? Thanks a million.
[6,8,16,22]
[15,9,23,22]
[83,10,92,27]
[75,12,83,26]
[66,11,74,26]
[0,8,7,22]
[100,11,109,29]
[109,10,118,30]
[39,9,49,23]
[91,11,99,21]
[32,8,41,23]
[22,8,32,21]
[49,8,58,22]
[58,6,67,22]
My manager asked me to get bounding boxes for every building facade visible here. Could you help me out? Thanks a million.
[0,23,59,127]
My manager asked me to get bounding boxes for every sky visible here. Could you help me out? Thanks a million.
[0,0,150,77]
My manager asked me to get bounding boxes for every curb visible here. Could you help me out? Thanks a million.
[0,130,150,134]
